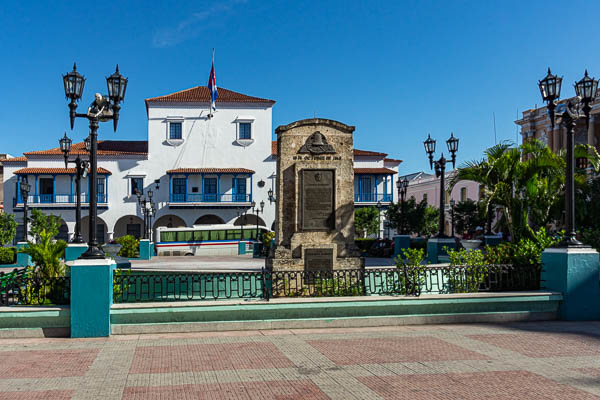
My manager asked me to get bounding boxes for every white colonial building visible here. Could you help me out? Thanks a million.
[2,85,401,243]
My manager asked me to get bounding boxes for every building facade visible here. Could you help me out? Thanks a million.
[515,97,600,154]
[404,170,482,236]
[2,86,401,243]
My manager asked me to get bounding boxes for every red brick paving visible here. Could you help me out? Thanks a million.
[307,336,488,365]
[122,380,329,400]
[0,390,74,400]
[468,332,600,358]
[0,349,99,378]
[130,342,294,374]
[576,368,600,378]
[358,371,600,400]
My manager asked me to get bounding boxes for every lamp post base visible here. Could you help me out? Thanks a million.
[555,236,590,248]
[79,245,106,260]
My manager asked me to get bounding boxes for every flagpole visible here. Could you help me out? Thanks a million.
[209,48,215,119]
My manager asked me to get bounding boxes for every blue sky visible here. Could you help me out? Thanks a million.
[1,0,599,174]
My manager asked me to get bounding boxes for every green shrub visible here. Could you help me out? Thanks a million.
[0,247,16,264]
[116,235,140,258]
[582,229,600,252]
[445,247,488,293]
[484,228,562,267]
[0,214,17,246]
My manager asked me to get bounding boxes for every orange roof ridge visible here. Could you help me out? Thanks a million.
[15,167,112,175]
[167,168,255,174]
[146,86,275,104]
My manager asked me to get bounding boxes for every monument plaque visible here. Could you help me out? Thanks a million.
[301,169,334,230]
[304,248,334,273]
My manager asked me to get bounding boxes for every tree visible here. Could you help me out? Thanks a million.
[451,139,598,242]
[453,199,486,235]
[19,229,67,278]
[0,213,17,246]
[29,209,62,243]
[421,205,440,237]
[354,206,380,238]
[386,198,432,236]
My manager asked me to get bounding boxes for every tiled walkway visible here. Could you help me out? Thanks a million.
[0,321,599,399]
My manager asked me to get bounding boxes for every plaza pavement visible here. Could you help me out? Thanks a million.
[0,321,599,399]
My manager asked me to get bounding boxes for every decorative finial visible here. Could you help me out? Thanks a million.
[73,62,77,71]
[115,64,119,72]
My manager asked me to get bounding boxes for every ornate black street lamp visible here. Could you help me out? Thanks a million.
[63,63,128,258]
[135,189,156,240]
[20,179,31,242]
[60,133,89,243]
[251,200,265,241]
[396,176,409,234]
[268,188,276,204]
[538,68,598,247]
[424,133,459,238]
[449,199,455,237]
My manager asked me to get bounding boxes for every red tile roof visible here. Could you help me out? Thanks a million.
[14,167,112,175]
[0,157,27,163]
[146,86,275,105]
[270,141,391,158]
[354,168,397,175]
[384,157,403,164]
[24,141,148,156]
[353,149,388,157]
[167,168,255,174]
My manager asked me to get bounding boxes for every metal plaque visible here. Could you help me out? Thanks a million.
[304,248,334,273]
[301,169,335,230]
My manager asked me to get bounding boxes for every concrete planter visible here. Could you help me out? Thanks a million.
[460,239,482,251]
[102,243,122,258]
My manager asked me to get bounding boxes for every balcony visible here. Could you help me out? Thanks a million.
[354,192,392,204]
[168,193,252,207]
[15,193,108,208]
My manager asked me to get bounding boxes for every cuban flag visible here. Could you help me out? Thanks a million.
[208,50,218,112]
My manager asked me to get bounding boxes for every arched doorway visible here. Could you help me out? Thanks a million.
[153,215,186,242]
[194,214,225,225]
[81,216,108,245]
[113,215,145,239]
[233,214,265,227]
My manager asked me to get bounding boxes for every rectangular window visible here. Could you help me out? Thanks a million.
[177,231,193,242]
[460,187,467,202]
[204,177,217,202]
[161,231,176,242]
[39,178,54,203]
[169,122,182,139]
[235,178,246,201]
[131,177,143,195]
[423,193,428,203]
[172,178,186,202]
[360,177,372,201]
[239,123,251,139]
[97,178,106,203]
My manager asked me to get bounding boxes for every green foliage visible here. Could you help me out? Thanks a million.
[386,198,433,236]
[446,247,486,267]
[445,247,488,293]
[113,268,132,300]
[421,206,440,237]
[19,229,67,278]
[116,235,140,258]
[29,209,62,242]
[395,248,426,268]
[453,199,486,235]
[392,248,426,295]
[484,228,562,268]
[0,247,16,264]
[0,213,17,246]
[451,139,579,242]
[354,206,380,238]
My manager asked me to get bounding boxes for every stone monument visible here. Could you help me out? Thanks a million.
[267,118,363,272]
